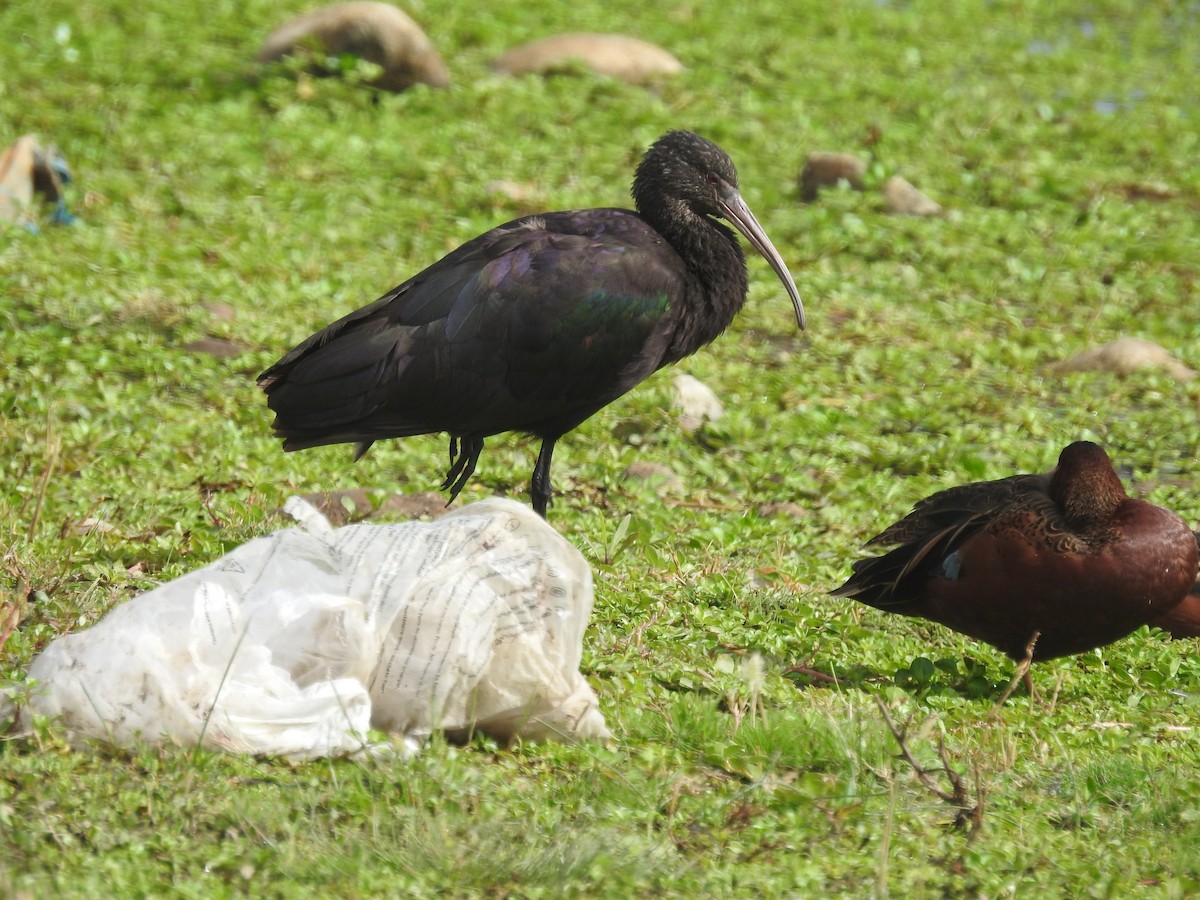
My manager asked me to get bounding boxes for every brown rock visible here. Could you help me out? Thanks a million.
[799,152,867,201]
[622,461,684,495]
[1049,337,1195,381]
[484,180,542,205]
[203,301,237,322]
[1117,182,1176,203]
[69,517,121,537]
[492,33,684,83]
[758,502,809,519]
[298,488,448,525]
[882,176,943,216]
[258,2,450,92]
[182,337,248,359]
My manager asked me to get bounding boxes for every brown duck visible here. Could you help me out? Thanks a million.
[1149,533,1200,639]
[832,441,1199,662]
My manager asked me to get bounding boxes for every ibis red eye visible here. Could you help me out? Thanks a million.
[706,173,720,184]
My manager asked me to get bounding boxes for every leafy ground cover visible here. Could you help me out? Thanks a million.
[2,0,1199,894]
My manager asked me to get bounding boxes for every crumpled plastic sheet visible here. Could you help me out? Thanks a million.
[14,498,609,759]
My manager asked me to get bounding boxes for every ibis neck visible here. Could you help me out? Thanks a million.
[649,201,750,362]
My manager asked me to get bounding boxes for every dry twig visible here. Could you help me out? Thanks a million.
[874,696,983,833]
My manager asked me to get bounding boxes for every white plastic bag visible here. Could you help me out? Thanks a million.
[17,498,608,759]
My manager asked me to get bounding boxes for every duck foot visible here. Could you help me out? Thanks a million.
[993,630,1041,709]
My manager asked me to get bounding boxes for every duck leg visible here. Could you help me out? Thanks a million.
[993,630,1041,709]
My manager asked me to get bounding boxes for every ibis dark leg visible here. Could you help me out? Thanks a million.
[531,438,558,518]
[442,435,484,503]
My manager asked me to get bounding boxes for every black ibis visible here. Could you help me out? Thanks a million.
[832,441,1199,663]
[258,130,805,516]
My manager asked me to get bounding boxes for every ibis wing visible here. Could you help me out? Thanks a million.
[259,209,686,446]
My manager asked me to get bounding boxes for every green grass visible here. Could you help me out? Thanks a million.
[3,0,1200,894]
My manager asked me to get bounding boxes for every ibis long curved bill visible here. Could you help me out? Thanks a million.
[718,189,806,330]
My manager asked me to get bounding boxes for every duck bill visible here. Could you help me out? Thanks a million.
[719,189,806,330]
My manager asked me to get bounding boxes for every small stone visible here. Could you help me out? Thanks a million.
[71,517,120,536]
[1117,182,1176,203]
[622,461,684,495]
[484,180,542,205]
[1049,337,1195,381]
[257,2,450,93]
[492,34,684,83]
[672,374,724,433]
[203,301,237,322]
[758,502,808,519]
[376,491,449,519]
[299,489,447,525]
[182,337,248,359]
[883,176,943,216]
[799,152,867,201]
